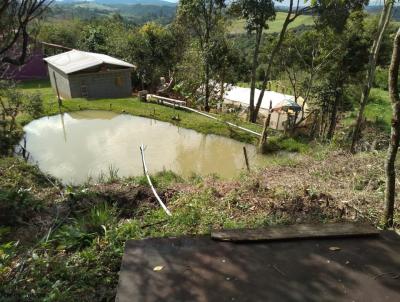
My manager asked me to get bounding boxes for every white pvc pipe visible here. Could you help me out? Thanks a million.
[139,144,172,216]
[148,95,262,137]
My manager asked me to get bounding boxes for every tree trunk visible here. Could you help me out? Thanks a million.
[258,101,273,152]
[350,0,394,153]
[327,87,342,140]
[249,28,263,122]
[384,26,400,228]
[205,62,210,111]
[255,0,296,124]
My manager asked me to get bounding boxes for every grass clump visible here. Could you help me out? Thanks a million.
[53,203,117,251]
[262,136,310,153]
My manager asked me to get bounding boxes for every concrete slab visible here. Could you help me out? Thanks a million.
[116,231,400,302]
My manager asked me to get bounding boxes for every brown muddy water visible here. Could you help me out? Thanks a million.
[22,110,266,185]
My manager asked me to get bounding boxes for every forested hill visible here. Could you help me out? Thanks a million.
[57,0,176,5]
[49,1,177,24]
[367,5,400,21]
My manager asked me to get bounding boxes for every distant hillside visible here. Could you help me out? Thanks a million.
[229,12,314,35]
[367,5,400,21]
[50,1,177,24]
[57,0,176,6]
[96,0,176,6]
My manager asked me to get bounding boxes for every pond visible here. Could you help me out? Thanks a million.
[22,110,266,185]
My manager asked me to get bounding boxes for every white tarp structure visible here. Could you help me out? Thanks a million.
[222,85,304,130]
[223,85,299,111]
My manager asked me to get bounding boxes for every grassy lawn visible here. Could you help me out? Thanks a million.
[229,12,314,34]
[343,88,392,133]
[364,88,392,132]
[18,80,262,144]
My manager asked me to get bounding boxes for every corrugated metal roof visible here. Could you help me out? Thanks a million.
[44,50,134,74]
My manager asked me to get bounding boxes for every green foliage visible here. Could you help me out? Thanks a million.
[364,88,392,132]
[313,0,368,33]
[22,93,44,119]
[177,0,226,109]
[0,188,43,226]
[47,2,177,25]
[37,20,84,52]
[127,22,185,89]
[0,82,44,156]
[53,203,117,251]
[262,136,309,153]
[230,0,275,33]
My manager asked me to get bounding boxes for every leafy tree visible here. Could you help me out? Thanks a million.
[79,25,108,53]
[174,44,205,101]
[0,82,43,157]
[0,0,53,66]
[127,22,185,90]
[256,0,368,124]
[177,0,226,111]
[351,0,395,152]
[38,20,84,54]
[276,30,338,129]
[208,35,243,101]
[230,0,275,121]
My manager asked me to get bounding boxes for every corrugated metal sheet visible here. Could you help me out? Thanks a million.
[44,50,134,74]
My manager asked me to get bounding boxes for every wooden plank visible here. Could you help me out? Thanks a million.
[211,223,380,242]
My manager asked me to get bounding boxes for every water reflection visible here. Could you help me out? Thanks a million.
[22,110,265,185]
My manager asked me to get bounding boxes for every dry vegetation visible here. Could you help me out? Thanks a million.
[191,151,398,228]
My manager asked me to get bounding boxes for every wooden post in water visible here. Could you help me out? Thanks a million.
[243,146,250,172]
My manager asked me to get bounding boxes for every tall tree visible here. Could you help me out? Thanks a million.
[128,22,185,90]
[350,0,394,153]
[0,0,53,65]
[250,0,310,122]
[177,0,225,111]
[384,26,400,228]
[254,0,367,123]
[231,0,275,122]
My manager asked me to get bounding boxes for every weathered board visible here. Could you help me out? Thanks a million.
[116,231,400,302]
[211,223,380,242]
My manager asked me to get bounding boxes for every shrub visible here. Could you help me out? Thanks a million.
[0,188,42,226]
[373,67,388,90]
[262,136,309,153]
[52,203,117,251]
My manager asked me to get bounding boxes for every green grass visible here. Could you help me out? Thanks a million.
[343,87,392,133]
[364,88,392,132]
[229,12,314,34]
[17,80,262,144]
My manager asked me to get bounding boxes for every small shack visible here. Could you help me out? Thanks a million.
[223,85,305,130]
[44,50,134,99]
